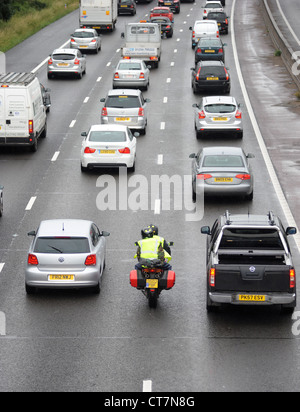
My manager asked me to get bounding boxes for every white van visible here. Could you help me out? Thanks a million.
[190,20,219,48]
[0,73,47,152]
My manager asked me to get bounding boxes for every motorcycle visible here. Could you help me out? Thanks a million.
[130,257,176,308]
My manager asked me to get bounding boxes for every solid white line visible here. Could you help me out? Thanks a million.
[51,151,60,162]
[69,120,76,128]
[154,199,161,215]
[0,263,5,273]
[31,40,69,73]
[157,154,164,165]
[276,0,300,46]
[25,197,37,211]
[143,380,153,392]
[232,0,300,252]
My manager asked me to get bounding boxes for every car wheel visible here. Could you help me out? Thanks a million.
[30,137,38,153]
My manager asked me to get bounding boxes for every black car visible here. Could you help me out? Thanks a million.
[158,0,180,14]
[191,60,230,94]
[150,16,174,38]
[118,0,136,15]
[207,11,229,34]
[194,37,226,64]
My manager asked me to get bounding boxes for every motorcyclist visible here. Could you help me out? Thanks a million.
[135,227,172,270]
[147,224,172,256]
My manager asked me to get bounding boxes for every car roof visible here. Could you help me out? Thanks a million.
[89,124,128,132]
[37,219,94,237]
[202,96,237,104]
[107,89,141,96]
[117,58,144,64]
[220,211,282,227]
[52,48,77,55]
[201,146,244,156]
[152,6,172,10]
[198,60,225,66]
[74,28,96,33]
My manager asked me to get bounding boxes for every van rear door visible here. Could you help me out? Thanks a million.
[0,89,6,142]
[5,92,29,142]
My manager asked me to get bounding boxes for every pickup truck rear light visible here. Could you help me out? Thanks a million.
[101,107,108,116]
[197,174,212,180]
[85,254,97,266]
[209,268,216,287]
[290,269,296,289]
[235,174,251,180]
[84,147,96,154]
[28,254,39,265]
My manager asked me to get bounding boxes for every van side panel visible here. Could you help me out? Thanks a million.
[0,90,5,141]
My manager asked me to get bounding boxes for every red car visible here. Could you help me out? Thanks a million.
[150,7,174,22]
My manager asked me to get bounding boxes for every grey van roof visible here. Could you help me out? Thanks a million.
[0,72,37,86]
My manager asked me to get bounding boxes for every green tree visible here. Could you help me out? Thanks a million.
[0,0,13,22]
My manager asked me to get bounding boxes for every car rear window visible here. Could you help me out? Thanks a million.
[53,54,75,61]
[204,104,236,113]
[219,229,284,250]
[34,237,90,254]
[203,155,244,167]
[200,67,226,77]
[89,131,126,142]
[205,3,222,8]
[195,22,216,30]
[73,31,94,38]
[118,63,142,70]
[106,95,141,108]
[207,12,226,18]
[199,39,221,47]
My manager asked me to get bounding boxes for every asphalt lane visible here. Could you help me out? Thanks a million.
[1,0,300,392]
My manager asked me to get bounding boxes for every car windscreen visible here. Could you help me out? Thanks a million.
[118,63,142,70]
[204,104,236,113]
[53,54,75,61]
[203,155,244,167]
[73,32,94,38]
[106,95,141,108]
[34,237,90,254]
[219,229,284,250]
[89,131,127,142]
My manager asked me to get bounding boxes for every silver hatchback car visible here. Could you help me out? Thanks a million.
[25,219,110,294]
[70,28,101,53]
[100,89,150,134]
[48,49,87,79]
[112,59,151,90]
[192,96,243,139]
[189,146,254,201]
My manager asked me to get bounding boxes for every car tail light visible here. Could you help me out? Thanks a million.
[290,269,296,288]
[196,48,202,54]
[198,110,206,119]
[114,72,119,79]
[225,19,228,24]
[85,254,97,266]
[91,39,96,43]
[28,254,39,265]
[218,48,223,54]
[235,174,251,180]
[101,107,108,116]
[235,110,242,119]
[28,120,34,134]
[70,38,75,43]
[196,67,201,81]
[74,58,80,65]
[139,72,145,79]
[225,68,229,80]
[209,268,216,287]
[84,147,96,154]
[166,25,171,29]
[124,56,131,60]
[197,174,212,180]
[48,58,53,65]
[119,147,131,154]
[138,107,144,116]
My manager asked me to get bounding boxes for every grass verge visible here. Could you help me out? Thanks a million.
[0,0,79,53]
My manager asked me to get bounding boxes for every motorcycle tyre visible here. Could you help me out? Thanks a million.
[148,290,158,309]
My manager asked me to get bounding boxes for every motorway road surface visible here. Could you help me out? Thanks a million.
[1,0,300,392]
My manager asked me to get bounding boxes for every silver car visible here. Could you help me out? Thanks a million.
[47,49,87,79]
[190,146,254,201]
[192,96,243,139]
[25,219,110,294]
[112,59,151,90]
[100,89,150,135]
[0,185,3,217]
[70,29,101,54]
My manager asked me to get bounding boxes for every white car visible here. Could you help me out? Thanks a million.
[80,124,137,172]
[202,1,224,19]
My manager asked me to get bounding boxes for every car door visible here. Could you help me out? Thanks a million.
[91,223,106,274]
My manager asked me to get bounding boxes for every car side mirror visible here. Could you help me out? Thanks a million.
[81,132,87,137]
[247,153,255,159]
[192,103,199,108]
[101,231,110,237]
[121,32,125,38]
[28,231,36,237]
[201,226,211,235]
[100,98,105,102]
[286,227,297,236]
[189,153,196,159]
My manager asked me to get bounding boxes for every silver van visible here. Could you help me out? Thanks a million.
[190,20,219,48]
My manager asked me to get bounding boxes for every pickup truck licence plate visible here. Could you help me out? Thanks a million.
[239,294,265,302]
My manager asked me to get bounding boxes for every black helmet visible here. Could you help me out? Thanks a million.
[141,227,154,239]
[148,224,158,236]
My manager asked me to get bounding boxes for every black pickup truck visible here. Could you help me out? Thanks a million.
[201,211,297,313]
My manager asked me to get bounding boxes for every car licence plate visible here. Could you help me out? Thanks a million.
[100,150,116,154]
[213,117,228,121]
[205,50,215,53]
[239,294,265,302]
[79,45,88,48]
[146,279,158,289]
[207,77,219,80]
[215,177,233,183]
[57,63,69,67]
[48,275,75,281]
[116,117,130,121]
